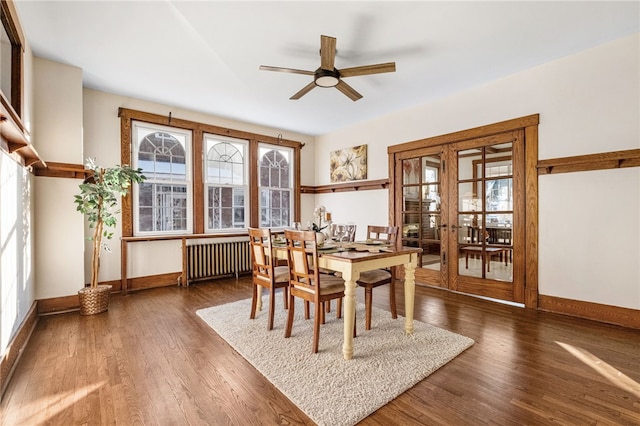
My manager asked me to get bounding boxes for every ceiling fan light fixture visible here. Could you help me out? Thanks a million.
[260,35,396,100]
[314,68,339,87]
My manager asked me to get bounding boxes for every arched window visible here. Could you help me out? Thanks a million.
[121,108,301,236]
[259,145,292,227]
[204,136,248,230]
[133,122,192,234]
[138,132,186,179]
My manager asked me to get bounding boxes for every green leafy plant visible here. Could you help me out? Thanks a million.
[74,158,145,288]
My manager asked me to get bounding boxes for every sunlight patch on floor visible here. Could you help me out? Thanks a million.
[15,381,106,425]
[557,341,640,398]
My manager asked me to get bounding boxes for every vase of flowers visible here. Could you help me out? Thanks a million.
[312,205,328,245]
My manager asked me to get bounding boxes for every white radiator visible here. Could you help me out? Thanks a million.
[185,240,251,285]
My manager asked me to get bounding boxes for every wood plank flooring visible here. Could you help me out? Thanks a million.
[2,277,639,425]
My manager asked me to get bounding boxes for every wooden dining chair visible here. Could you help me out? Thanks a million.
[357,225,399,330]
[283,229,351,353]
[329,223,357,242]
[248,227,289,331]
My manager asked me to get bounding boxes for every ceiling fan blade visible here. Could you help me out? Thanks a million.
[320,35,337,71]
[259,65,314,76]
[335,80,363,101]
[339,62,396,78]
[290,81,316,100]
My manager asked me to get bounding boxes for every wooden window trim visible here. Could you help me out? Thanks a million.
[1,0,24,119]
[118,107,303,237]
[0,0,44,169]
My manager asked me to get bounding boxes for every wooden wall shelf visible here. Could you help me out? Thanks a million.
[0,107,45,169]
[33,162,90,179]
[301,179,389,194]
[537,149,640,175]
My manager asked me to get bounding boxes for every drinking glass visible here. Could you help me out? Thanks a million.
[334,224,346,245]
[292,221,301,230]
[345,223,356,242]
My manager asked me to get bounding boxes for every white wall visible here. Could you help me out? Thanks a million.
[539,168,640,309]
[1,44,36,356]
[33,58,85,299]
[315,33,640,309]
[0,152,35,354]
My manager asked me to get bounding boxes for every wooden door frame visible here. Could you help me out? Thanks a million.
[388,114,539,309]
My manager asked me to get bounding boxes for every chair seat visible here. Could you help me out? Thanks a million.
[255,265,290,285]
[357,269,391,285]
[273,265,290,283]
[293,273,345,296]
[318,274,346,295]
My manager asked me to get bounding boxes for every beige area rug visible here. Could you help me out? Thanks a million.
[196,296,474,426]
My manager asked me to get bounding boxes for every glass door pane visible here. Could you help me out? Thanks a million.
[456,142,513,282]
[400,153,443,274]
[392,126,525,304]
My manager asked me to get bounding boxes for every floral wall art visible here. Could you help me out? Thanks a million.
[330,144,367,182]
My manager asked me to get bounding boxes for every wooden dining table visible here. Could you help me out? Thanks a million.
[271,242,422,360]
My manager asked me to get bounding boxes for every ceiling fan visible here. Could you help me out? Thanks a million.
[259,35,396,101]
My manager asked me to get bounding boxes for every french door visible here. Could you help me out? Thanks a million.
[393,130,525,303]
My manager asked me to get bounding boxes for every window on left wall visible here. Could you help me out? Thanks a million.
[0,1,23,119]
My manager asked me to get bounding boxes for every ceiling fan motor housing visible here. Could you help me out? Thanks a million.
[314,68,340,87]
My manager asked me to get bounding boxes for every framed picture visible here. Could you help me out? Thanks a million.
[330,144,367,182]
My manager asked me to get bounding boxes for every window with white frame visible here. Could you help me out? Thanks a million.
[259,144,292,228]
[204,134,248,231]
[133,121,192,234]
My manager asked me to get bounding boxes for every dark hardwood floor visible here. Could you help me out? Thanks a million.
[2,277,639,425]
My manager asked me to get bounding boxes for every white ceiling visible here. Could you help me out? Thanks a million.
[13,1,640,136]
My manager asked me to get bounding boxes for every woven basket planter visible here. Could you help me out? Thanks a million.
[78,284,112,315]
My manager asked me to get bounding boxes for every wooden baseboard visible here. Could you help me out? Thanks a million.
[37,273,182,315]
[538,294,640,329]
[1,301,38,400]
[37,294,81,315]
[33,277,640,331]
[127,272,181,292]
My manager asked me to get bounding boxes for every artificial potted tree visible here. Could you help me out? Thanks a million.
[74,158,145,315]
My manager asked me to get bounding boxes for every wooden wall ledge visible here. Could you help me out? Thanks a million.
[33,162,90,179]
[0,110,45,169]
[537,149,640,175]
[121,233,248,243]
[301,178,389,194]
